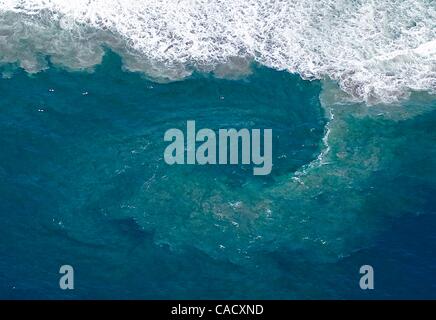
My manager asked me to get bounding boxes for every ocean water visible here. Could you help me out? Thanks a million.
[0,0,435,299]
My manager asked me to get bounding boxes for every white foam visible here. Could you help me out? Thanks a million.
[0,0,435,103]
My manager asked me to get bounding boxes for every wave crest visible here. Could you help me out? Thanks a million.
[0,0,435,103]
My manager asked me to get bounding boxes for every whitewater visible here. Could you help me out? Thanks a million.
[0,0,435,104]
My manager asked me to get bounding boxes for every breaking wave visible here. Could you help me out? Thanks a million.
[0,0,435,103]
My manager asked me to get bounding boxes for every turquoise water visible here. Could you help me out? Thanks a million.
[0,51,435,299]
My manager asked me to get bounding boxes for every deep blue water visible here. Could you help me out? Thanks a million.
[0,52,435,299]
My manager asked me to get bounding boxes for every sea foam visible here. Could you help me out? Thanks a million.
[0,0,435,103]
